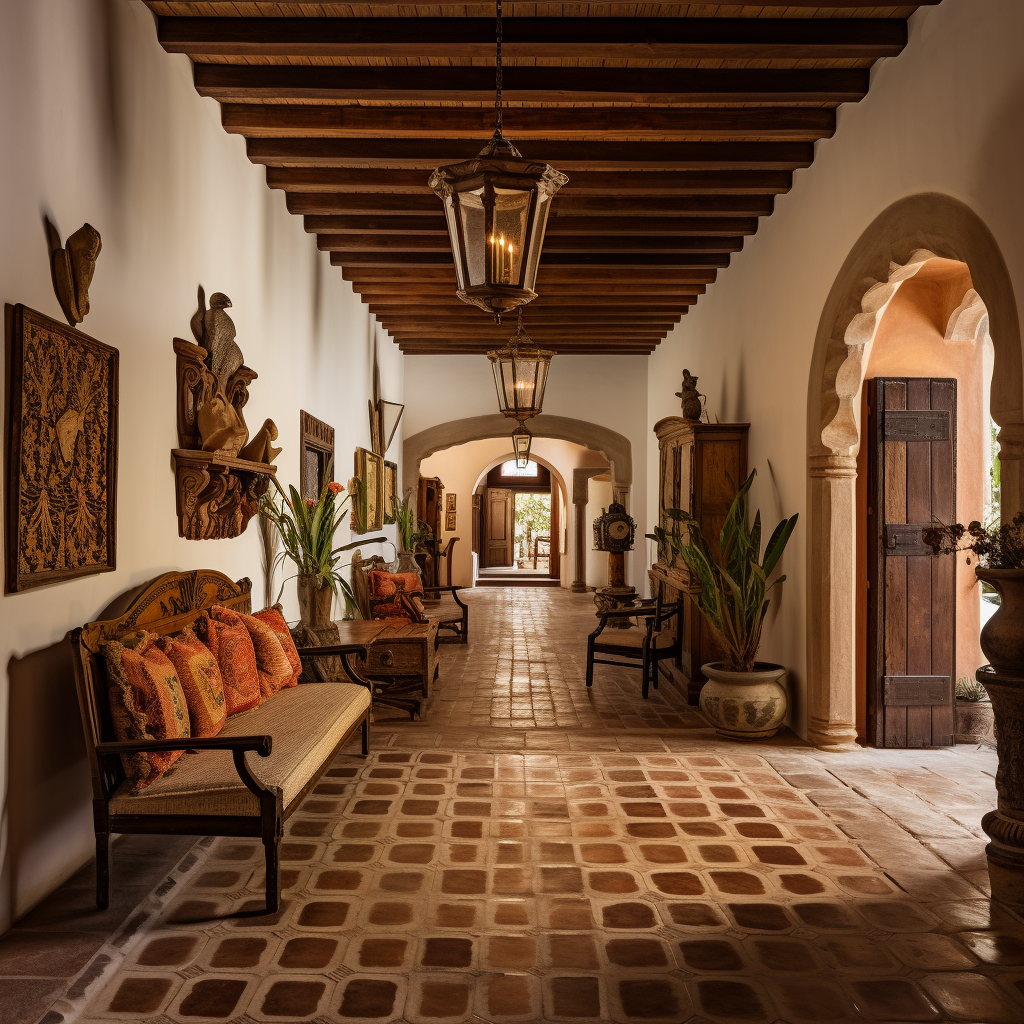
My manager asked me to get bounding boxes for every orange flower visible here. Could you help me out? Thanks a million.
[328,481,343,495]
[305,497,316,508]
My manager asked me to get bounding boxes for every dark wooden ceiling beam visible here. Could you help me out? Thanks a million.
[225,104,835,142]
[163,17,905,60]
[375,310,682,321]
[287,193,775,217]
[307,214,757,236]
[270,167,792,195]
[318,233,743,253]
[357,284,705,297]
[195,64,869,105]
[247,137,813,171]
[400,345,659,355]
[331,251,730,268]
[341,266,717,283]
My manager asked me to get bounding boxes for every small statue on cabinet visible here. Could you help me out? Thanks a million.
[675,369,705,422]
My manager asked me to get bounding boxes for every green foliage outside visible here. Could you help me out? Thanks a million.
[514,492,551,565]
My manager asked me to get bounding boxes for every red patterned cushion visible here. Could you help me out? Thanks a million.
[158,628,226,738]
[103,632,190,792]
[367,571,424,620]
[201,611,261,715]
[254,606,302,687]
[211,605,293,701]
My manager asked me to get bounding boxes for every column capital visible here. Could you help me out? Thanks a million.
[997,421,1024,462]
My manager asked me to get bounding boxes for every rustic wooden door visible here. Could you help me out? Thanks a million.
[866,378,956,748]
[483,488,514,567]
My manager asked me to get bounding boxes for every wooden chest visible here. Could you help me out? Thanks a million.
[361,620,439,698]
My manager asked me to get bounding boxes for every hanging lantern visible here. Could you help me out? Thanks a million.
[512,421,532,469]
[487,311,554,422]
[428,1,567,321]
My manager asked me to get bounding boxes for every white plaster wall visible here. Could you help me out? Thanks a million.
[647,0,1024,740]
[0,0,401,928]
[403,353,649,591]
[586,479,614,589]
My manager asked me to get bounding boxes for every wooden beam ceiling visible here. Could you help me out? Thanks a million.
[145,2,930,354]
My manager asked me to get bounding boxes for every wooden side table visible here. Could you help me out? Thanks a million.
[365,620,439,699]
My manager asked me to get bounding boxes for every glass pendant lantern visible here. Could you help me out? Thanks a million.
[487,310,554,422]
[512,421,532,469]
[429,1,567,321]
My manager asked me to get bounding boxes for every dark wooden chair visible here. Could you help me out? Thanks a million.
[586,596,683,699]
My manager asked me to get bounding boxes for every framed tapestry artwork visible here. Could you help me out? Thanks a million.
[383,460,398,524]
[300,410,334,502]
[446,493,457,513]
[5,304,119,592]
[353,446,384,534]
[445,512,457,532]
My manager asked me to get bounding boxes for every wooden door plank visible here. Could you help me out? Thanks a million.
[929,379,957,746]
[882,380,908,748]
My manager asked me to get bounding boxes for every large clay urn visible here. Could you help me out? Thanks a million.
[297,574,334,630]
[977,568,1024,674]
[699,662,788,740]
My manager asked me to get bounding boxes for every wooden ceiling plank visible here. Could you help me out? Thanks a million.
[269,167,793,195]
[340,267,718,283]
[194,64,869,105]
[224,104,836,142]
[162,16,906,61]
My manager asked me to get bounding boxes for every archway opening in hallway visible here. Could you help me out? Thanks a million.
[805,194,1024,750]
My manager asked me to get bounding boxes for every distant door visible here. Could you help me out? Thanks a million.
[867,378,956,748]
[484,488,514,567]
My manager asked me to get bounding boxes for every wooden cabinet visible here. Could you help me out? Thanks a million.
[649,417,748,704]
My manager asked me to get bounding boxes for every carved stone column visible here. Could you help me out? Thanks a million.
[571,468,606,594]
[997,422,1024,518]
[806,454,860,750]
[978,667,1024,909]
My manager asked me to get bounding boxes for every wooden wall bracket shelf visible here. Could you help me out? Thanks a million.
[172,337,276,540]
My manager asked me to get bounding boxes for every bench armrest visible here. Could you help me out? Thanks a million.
[97,735,273,757]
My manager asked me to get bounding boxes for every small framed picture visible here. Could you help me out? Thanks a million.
[445,511,457,532]
[446,493,457,513]
[383,461,398,524]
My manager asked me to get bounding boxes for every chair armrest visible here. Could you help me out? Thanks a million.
[421,586,468,611]
[602,603,658,620]
[97,735,273,757]
[296,642,372,656]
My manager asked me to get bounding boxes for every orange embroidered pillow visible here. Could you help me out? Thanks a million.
[211,605,293,701]
[200,612,261,715]
[158,628,226,738]
[253,606,302,687]
[367,571,424,619]
[103,632,190,792]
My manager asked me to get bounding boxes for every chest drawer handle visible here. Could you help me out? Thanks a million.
[379,650,394,667]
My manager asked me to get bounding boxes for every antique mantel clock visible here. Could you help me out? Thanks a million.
[592,502,637,621]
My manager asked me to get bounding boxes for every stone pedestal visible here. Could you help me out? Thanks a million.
[978,666,1024,910]
[594,585,637,627]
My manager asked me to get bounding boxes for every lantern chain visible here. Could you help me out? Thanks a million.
[495,0,503,139]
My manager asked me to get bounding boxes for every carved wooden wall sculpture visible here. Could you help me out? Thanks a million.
[5,304,118,592]
[172,287,279,541]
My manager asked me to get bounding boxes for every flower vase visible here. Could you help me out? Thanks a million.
[977,568,1024,675]
[393,550,422,577]
[297,574,334,630]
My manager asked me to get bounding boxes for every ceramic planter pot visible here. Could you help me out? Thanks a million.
[977,568,1024,675]
[699,662,788,740]
[954,699,995,743]
[297,574,334,630]
[393,550,422,576]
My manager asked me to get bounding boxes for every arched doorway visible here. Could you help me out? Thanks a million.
[405,414,635,590]
[805,194,1023,749]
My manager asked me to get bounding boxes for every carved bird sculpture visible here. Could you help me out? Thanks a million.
[45,219,102,327]
[190,286,245,396]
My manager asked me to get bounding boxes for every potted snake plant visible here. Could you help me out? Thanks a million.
[651,470,798,739]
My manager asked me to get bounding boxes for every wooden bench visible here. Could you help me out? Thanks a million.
[67,569,373,913]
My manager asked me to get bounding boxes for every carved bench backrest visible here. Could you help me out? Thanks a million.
[68,569,252,801]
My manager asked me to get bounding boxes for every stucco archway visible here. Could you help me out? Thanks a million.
[805,193,1024,749]
[404,414,632,498]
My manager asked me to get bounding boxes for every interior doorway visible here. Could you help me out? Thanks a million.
[478,459,560,583]
[855,257,995,747]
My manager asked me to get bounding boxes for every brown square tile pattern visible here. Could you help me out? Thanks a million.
[11,591,1024,1024]
[44,746,1021,1023]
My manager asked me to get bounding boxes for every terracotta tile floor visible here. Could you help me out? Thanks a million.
[4,588,1022,1024]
